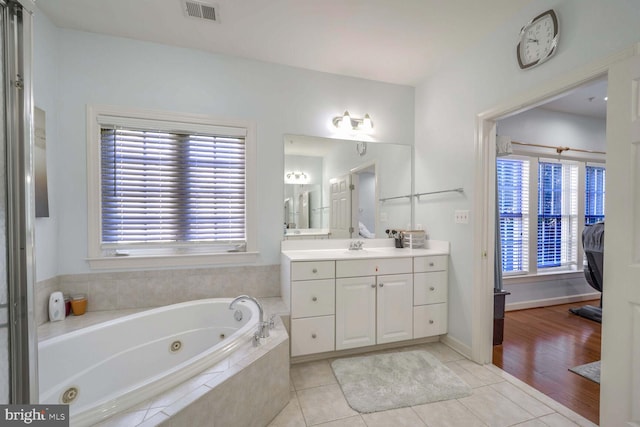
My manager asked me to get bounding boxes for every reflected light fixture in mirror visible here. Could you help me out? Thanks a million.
[333,111,373,132]
[284,171,309,184]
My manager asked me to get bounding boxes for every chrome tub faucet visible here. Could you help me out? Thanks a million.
[229,295,272,343]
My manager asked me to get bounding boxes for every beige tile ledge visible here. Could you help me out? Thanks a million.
[37,297,288,342]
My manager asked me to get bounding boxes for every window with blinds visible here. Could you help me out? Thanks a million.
[585,165,605,225]
[537,161,578,270]
[497,158,529,273]
[100,125,246,249]
[497,155,588,276]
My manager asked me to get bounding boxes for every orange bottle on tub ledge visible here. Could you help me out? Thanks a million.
[71,294,88,315]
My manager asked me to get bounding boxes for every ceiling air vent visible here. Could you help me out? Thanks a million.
[182,0,219,22]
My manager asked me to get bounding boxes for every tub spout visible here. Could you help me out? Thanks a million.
[229,295,269,339]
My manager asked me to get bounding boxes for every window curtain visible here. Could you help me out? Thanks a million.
[495,136,513,291]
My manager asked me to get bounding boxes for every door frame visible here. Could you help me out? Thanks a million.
[471,44,640,364]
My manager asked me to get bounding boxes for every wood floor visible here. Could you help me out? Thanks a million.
[492,301,601,425]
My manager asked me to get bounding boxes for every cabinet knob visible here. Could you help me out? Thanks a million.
[429,320,434,324]
[312,296,318,302]
[429,262,434,267]
[371,284,376,288]
[312,268,318,273]
[311,333,317,339]
[379,283,384,287]
[429,286,435,291]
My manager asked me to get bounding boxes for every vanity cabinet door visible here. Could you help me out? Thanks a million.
[413,303,447,338]
[336,257,412,277]
[291,279,335,318]
[414,255,448,273]
[414,271,448,305]
[335,276,376,350]
[291,316,335,357]
[291,261,335,281]
[377,274,413,344]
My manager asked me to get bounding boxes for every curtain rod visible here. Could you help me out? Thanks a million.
[379,187,464,202]
[511,140,606,155]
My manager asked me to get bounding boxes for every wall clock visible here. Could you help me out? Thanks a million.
[516,9,559,70]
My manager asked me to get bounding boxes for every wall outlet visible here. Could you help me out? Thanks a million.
[455,210,470,224]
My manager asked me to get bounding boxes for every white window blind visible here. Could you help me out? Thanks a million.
[497,158,529,273]
[537,160,578,270]
[100,126,247,248]
[585,165,605,224]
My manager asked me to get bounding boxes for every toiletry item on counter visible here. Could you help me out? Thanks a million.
[385,229,405,248]
[49,291,65,322]
[71,294,88,316]
[64,295,71,317]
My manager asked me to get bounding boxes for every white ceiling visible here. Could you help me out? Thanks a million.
[36,0,605,119]
[539,78,608,119]
[35,0,533,87]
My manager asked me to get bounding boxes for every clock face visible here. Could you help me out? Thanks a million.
[517,10,559,69]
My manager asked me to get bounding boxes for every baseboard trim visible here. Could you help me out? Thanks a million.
[290,336,440,364]
[505,293,600,312]
[440,334,472,361]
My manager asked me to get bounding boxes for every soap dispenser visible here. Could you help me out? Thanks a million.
[49,291,65,322]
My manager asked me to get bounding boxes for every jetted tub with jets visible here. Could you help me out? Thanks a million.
[38,298,260,427]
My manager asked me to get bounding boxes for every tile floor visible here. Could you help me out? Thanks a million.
[268,342,598,427]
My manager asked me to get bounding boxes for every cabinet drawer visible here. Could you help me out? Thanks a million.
[414,271,448,305]
[291,316,335,357]
[413,303,447,338]
[291,261,335,281]
[336,257,412,278]
[414,255,448,273]
[291,279,335,318]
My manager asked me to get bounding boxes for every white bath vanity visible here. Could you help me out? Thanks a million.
[281,239,449,358]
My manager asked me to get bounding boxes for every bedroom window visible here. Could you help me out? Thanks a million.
[585,165,606,225]
[87,106,257,269]
[497,158,529,273]
[497,156,591,276]
[537,161,578,270]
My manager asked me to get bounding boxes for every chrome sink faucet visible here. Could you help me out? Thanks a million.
[349,240,364,251]
[229,295,271,342]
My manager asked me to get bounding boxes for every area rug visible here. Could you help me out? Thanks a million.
[569,361,601,384]
[330,349,472,413]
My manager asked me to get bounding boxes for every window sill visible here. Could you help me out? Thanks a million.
[503,269,584,285]
[87,251,259,270]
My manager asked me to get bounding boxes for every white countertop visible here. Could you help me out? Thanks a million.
[281,239,449,261]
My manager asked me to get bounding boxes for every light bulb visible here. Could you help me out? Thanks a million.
[339,111,352,130]
[362,114,373,131]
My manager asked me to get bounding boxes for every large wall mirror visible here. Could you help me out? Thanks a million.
[284,134,412,240]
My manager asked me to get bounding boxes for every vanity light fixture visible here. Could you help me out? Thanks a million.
[333,111,374,132]
[285,171,309,184]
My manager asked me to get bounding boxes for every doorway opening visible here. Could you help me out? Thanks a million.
[479,76,608,424]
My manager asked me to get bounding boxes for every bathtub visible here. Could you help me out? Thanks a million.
[38,298,260,427]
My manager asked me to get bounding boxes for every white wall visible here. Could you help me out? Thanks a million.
[36,21,414,276]
[33,9,60,281]
[415,0,640,349]
[498,107,606,154]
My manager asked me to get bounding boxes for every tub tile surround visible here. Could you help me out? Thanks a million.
[37,297,288,342]
[35,264,281,326]
[91,314,290,427]
[268,342,598,427]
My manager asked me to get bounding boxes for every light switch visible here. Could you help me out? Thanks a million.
[454,210,469,224]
